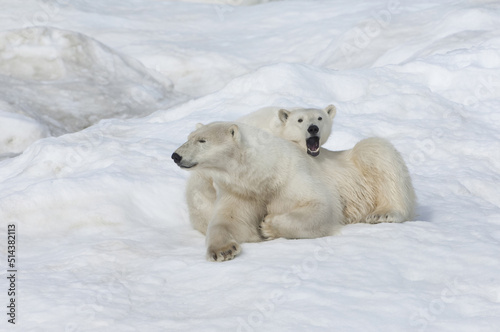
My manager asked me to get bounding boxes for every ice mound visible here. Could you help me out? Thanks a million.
[0,27,182,138]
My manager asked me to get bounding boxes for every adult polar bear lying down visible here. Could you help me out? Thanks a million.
[240,104,415,223]
[185,105,338,241]
[172,122,344,261]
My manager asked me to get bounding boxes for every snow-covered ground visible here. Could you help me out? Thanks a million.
[1,0,500,331]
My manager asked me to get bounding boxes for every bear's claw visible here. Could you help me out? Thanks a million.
[365,212,403,224]
[259,216,278,240]
[207,242,241,262]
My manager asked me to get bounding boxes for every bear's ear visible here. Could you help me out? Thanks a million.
[229,124,240,142]
[196,123,204,129]
[324,104,337,119]
[278,109,290,123]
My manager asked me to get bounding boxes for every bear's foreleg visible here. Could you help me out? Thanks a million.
[186,172,217,235]
[205,195,265,262]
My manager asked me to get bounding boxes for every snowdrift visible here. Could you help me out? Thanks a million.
[0,27,182,156]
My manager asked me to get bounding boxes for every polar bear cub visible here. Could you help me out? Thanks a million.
[239,105,336,156]
[172,122,343,261]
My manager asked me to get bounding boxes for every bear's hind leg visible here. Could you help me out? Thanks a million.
[364,211,405,224]
[351,137,416,224]
[260,201,341,239]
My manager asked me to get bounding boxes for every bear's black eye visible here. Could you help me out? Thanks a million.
[198,139,206,143]
[318,117,322,121]
[298,119,303,123]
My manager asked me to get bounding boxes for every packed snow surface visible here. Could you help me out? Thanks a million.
[1,0,500,331]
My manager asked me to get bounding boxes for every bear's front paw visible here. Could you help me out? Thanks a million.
[206,242,241,262]
[259,215,279,240]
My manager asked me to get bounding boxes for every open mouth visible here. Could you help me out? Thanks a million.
[180,163,198,169]
[306,136,320,157]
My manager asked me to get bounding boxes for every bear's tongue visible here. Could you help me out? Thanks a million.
[306,137,320,157]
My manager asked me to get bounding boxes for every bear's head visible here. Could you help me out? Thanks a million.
[172,122,241,171]
[278,105,336,157]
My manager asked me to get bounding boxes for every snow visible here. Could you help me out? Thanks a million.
[0,26,181,139]
[1,0,500,331]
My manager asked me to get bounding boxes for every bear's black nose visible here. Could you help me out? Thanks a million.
[308,125,319,135]
[171,152,182,164]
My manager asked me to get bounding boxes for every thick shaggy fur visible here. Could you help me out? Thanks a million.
[174,122,343,262]
[239,105,336,155]
[180,106,416,261]
[186,105,337,239]
[239,104,415,223]
[316,138,416,224]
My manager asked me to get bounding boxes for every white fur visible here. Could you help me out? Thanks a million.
[238,105,336,154]
[174,122,343,261]
[239,104,416,223]
[315,138,416,224]
[181,105,416,261]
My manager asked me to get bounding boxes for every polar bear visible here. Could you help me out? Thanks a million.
[172,122,343,261]
[184,105,337,245]
[242,105,415,223]
[239,105,336,156]
[315,139,416,224]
